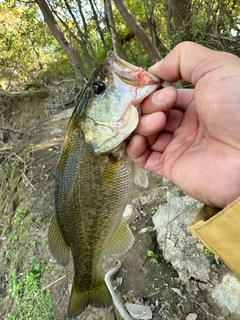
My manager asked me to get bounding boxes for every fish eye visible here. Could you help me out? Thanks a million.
[92,80,106,95]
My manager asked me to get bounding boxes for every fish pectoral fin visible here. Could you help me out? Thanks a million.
[48,216,70,266]
[68,280,112,318]
[105,218,134,258]
[133,164,148,188]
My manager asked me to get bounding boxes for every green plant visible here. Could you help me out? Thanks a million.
[3,226,8,234]
[147,250,160,266]
[8,270,21,298]
[12,207,27,225]
[41,238,47,246]
[28,142,34,149]
[7,257,56,319]
[151,207,157,215]
[5,249,12,259]
[27,86,39,92]
[43,173,49,180]
[203,247,221,266]
[8,232,18,244]
[147,250,155,257]
[204,248,214,257]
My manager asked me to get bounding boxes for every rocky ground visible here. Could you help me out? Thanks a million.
[0,91,240,320]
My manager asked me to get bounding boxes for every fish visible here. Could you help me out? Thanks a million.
[48,52,161,318]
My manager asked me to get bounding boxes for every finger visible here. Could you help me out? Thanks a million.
[135,91,187,137]
[151,132,173,152]
[142,87,193,116]
[135,111,166,136]
[164,109,184,132]
[126,134,164,173]
[148,41,239,84]
[174,88,194,111]
[126,134,150,166]
[141,86,178,114]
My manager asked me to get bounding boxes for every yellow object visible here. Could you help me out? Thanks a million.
[188,197,240,275]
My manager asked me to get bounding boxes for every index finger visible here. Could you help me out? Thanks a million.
[141,87,194,115]
[149,41,240,85]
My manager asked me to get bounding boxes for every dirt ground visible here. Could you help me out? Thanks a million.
[0,91,239,320]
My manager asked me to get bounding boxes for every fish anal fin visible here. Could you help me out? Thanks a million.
[48,216,70,266]
[133,164,148,188]
[105,218,134,258]
[68,280,112,318]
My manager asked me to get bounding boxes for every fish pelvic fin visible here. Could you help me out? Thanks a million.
[67,280,112,318]
[48,216,70,266]
[105,218,134,258]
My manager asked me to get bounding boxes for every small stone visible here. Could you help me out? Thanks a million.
[162,177,170,185]
[200,302,209,311]
[166,191,174,198]
[50,128,63,136]
[198,282,208,291]
[80,305,115,320]
[171,287,184,298]
[125,303,152,320]
[221,306,230,317]
[138,226,155,234]
[123,204,139,225]
[185,313,198,320]
[196,242,204,253]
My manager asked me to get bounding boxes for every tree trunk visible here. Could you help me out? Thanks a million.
[89,0,109,53]
[53,3,96,69]
[143,0,169,57]
[167,0,192,44]
[112,0,162,62]
[35,0,87,80]
[104,0,128,60]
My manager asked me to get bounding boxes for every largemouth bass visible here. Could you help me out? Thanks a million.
[48,52,161,318]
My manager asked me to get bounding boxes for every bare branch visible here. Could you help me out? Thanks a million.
[201,32,240,43]
[0,127,24,135]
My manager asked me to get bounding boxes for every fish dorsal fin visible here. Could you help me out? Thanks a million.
[105,218,134,258]
[48,216,70,266]
[133,164,148,188]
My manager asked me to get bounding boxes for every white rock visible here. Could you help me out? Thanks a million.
[79,306,115,320]
[152,195,209,283]
[186,313,198,320]
[211,274,240,314]
[171,287,185,298]
[125,303,152,320]
[123,204,139,225]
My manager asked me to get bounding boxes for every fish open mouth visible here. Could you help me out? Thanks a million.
[105,51,161,86]
[105,51,162,106]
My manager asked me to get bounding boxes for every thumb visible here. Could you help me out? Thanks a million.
[148,41,240,85]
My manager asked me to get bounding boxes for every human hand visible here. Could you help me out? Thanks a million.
[127,42,240,208]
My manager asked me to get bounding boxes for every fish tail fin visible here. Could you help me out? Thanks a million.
[67,279,112,318]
